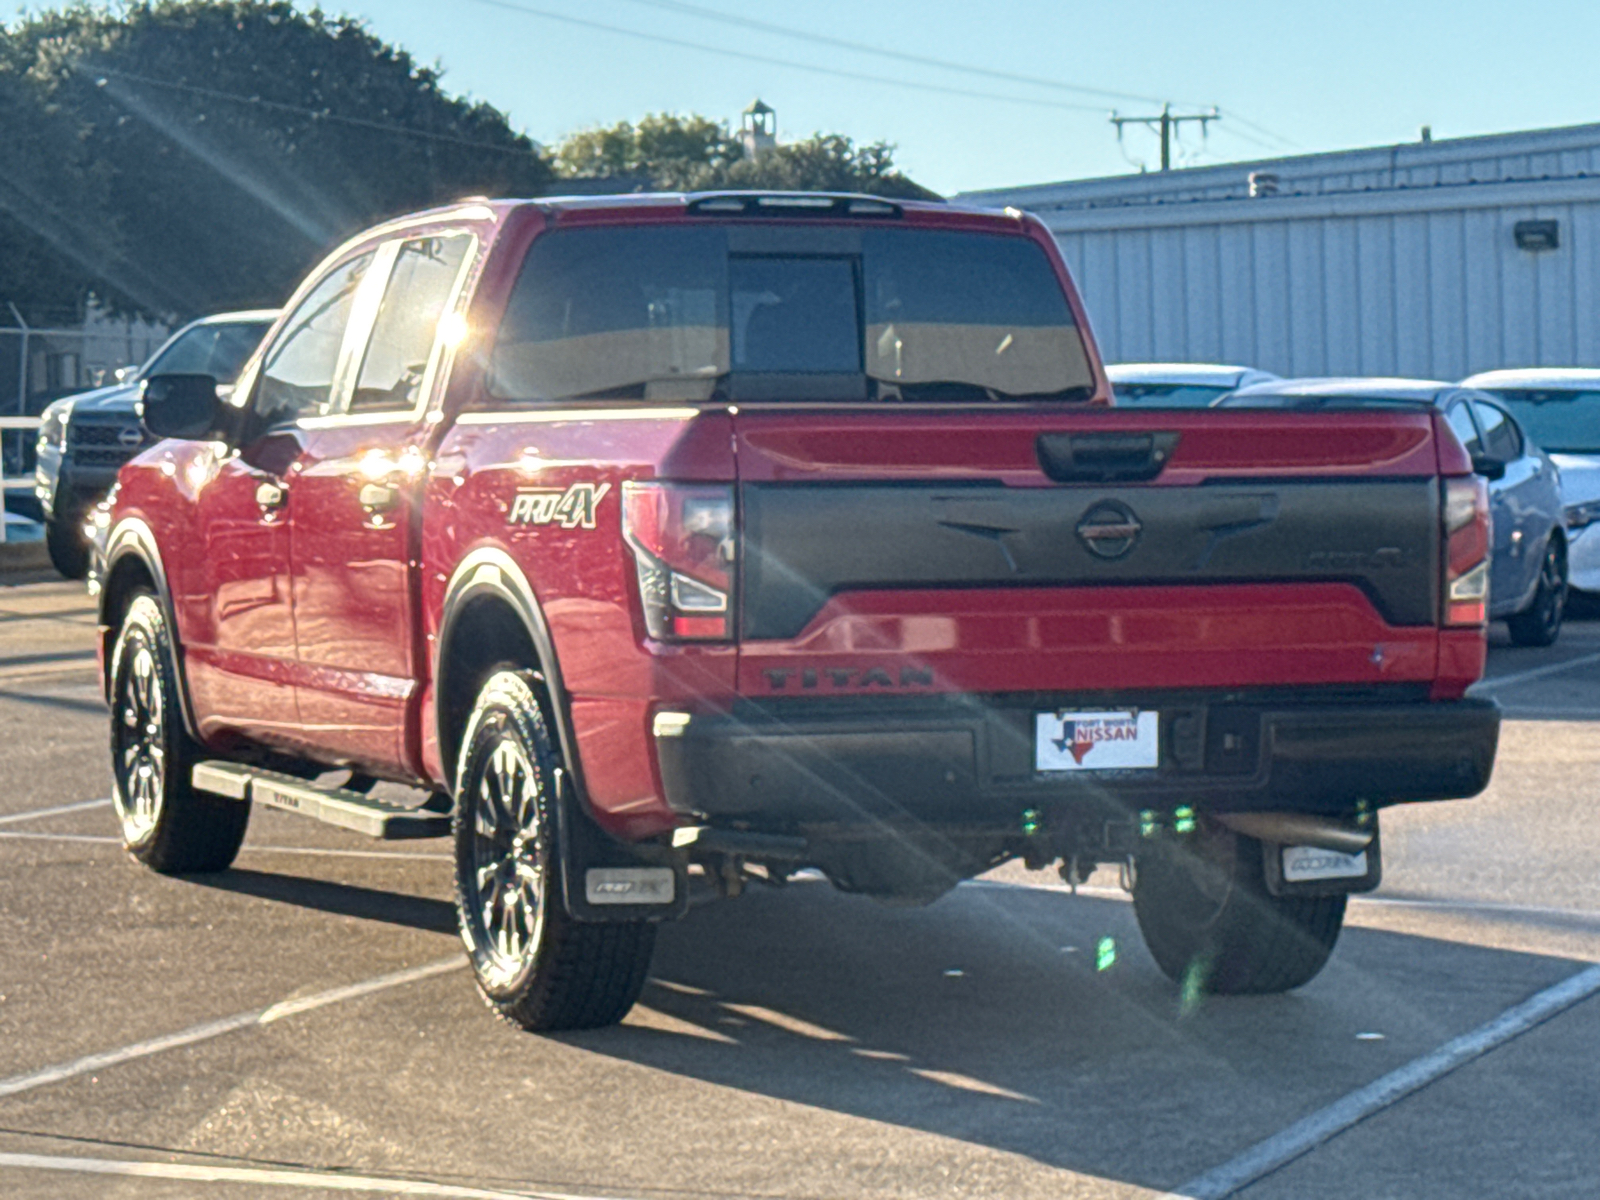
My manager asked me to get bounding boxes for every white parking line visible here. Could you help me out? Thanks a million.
[1356,895,1600,924]
[1470,649,1600,693]
[0,957,462,1101]
[0,798,110,826]
[1161,963,1600,1200]
[0,1152,551,1198]
[0,830,451,860]
[972,876,1600,927]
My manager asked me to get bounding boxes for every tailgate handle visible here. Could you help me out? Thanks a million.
[1036,431,1180,483]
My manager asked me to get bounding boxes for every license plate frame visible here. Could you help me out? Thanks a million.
[1280,845,1369,883]
[1035,709,1160,773]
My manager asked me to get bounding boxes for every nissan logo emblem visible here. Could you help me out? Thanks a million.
[1076,500,1142,559]
[117,426,143,449]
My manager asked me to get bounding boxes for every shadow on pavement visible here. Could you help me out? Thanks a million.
[569,880,1586,1192]
[190,867,457,935]
[170,863,1592,1195]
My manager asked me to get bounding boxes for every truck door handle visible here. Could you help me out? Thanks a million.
[1037,431,1181,483]
[255,481,286,512]
[359,482,399,512]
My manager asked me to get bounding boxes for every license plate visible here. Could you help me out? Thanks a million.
[1035,710,1159,772]
[1282,845,1369,883]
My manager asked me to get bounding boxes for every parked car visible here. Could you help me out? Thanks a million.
[1461,369,1600,601]
[1107,362,1279,407]
[1221,377,1568,645]
[35,309,276,578]
[97,193,1498,1031]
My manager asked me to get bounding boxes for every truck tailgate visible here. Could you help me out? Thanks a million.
[732,407,1446,696]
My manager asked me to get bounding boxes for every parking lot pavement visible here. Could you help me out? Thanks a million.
[1,577,1597,1199]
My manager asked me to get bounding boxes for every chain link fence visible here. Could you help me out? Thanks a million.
[1,318,167,521]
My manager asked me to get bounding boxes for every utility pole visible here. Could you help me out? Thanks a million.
[1110,104,1220,171]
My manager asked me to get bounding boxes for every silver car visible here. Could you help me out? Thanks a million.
[1107,362,1280,408]
[1462,368,1600,601]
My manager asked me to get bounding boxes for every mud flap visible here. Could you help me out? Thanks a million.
[554,772,689,923]
[1262,827,1382,898]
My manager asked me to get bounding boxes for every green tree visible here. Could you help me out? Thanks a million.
[554,113,736,192]
[724,134,939,200]
[0,26,116,324]
[5,1,552,321]
[554,113,938,200]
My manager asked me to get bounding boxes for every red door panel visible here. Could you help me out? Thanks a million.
[287,425,422,774]
[180,432,302,747]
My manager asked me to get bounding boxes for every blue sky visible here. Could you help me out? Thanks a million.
[14,0,1600,195]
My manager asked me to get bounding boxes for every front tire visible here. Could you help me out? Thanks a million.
[1506,534,1567,647]
[110,593,249,873]
[1132,821,1345,995]
[453,670,655,1031]
[45,511,88,580]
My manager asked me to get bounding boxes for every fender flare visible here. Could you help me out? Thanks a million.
[100,517,202,741]
[435,547,586,803]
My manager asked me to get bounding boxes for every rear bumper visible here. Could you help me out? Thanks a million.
[653,694,1500,826]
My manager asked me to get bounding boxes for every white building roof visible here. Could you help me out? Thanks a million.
[956,121,1600,216]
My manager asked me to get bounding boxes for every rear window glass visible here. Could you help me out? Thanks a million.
[1479,389,1600,454]
[487,225,1092,404]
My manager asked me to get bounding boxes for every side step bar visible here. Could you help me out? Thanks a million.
[192,762,451,840]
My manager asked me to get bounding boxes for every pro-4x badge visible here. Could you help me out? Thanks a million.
[509,482,611,529]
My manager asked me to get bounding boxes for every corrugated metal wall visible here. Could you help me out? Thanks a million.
[1051,199,1600,378]
[960,124,1600,380]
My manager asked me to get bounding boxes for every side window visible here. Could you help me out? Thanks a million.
[254,253,374,427]
[1446,402,1483,458]
[1473,401,1522,461]
[350,235,473,414]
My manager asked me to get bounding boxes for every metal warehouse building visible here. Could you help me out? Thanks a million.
[957,123,1600,380]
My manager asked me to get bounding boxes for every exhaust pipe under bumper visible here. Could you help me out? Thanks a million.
[1213,812,1375,854]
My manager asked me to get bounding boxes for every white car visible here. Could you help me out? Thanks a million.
[1462,368,1600,596]
[1107,362,1280,407]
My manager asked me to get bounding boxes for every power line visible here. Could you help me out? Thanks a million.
[1219,110,1298,150]
[464,0,1110,114]
[609,0,1174,108]
[607,0,1298,150]
[87,67,545,157]
[1211,120,1285,155]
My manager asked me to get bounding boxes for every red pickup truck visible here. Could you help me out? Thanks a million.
[95,192,1500,1031]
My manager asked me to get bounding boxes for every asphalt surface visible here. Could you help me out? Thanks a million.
[1,572,1597,1199]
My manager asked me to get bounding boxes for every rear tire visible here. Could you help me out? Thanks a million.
[110,593,249,873]
[45,512,88,580]
[1506,534,1567,647]
[1132,821,1345,994]
[453,670,655,1031]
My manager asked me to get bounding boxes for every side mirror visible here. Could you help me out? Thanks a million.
[1471,453,1507,482]
[139,374,225,441]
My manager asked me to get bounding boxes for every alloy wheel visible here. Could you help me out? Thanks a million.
[114,641,166,842]
[467,734,549,982]
[1539,541,1568,635]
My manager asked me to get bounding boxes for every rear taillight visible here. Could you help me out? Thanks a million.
[622,482,736,642]
[1443,475,1490,626]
